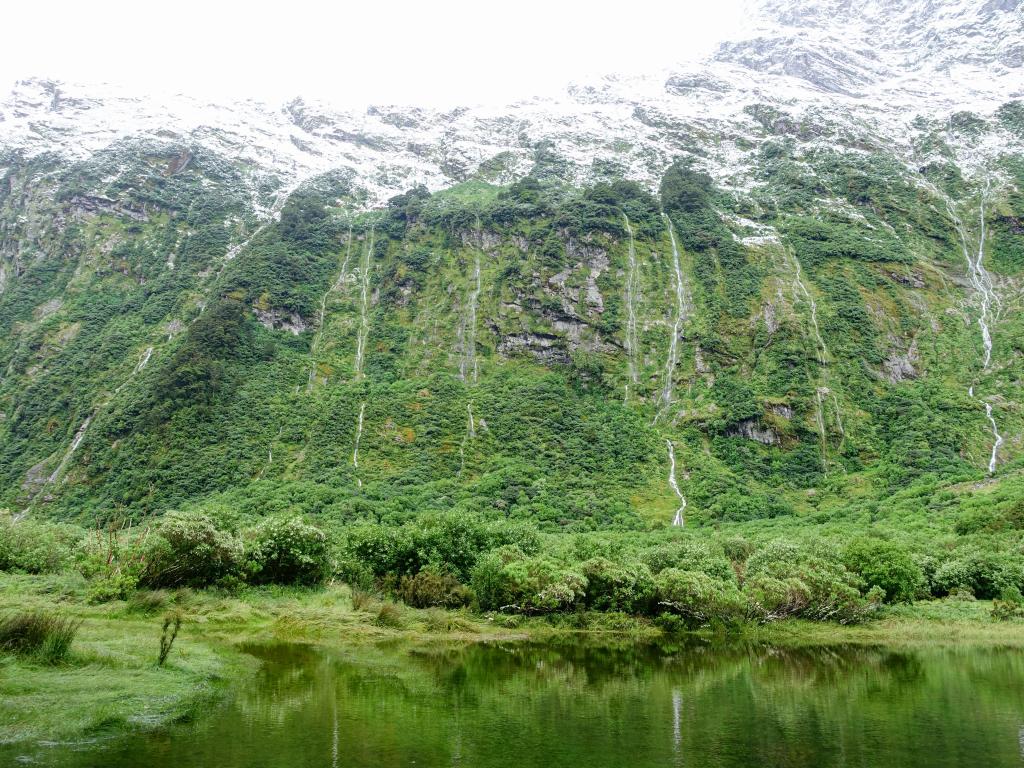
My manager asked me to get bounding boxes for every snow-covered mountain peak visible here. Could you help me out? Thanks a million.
[1,1,1021,207]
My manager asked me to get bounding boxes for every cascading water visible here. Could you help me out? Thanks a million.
[666,439,686,527]
[354,228,375,379]
[352,402,366,488]
[307,225,354,391]
[788,249,828,365]
[134,346,154,374]
[655,214,690,421]
[622,214,641,394]
[946,186,1002,474]
[458,403,476,476]
[46,416,92,485]
[985,402,1004,475]
[459,251,481,383]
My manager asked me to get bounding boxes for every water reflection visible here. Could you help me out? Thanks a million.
[7,639,1024,767]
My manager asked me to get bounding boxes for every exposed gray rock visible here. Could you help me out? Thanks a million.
[726,418,781,446]
[254,308,308,335]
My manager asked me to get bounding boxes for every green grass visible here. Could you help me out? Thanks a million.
[3,571,1024,748]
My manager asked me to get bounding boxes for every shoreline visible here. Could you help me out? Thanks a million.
[2,573,1023,750]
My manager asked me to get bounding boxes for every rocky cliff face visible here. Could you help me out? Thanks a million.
[0,0,1021,527]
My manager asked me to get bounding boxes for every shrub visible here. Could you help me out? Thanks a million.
[141,512,242,589]
[343,525,419,578]
[0,611,80,663]
[0,513,82,573]
[932,549,1024,599]
[350,587,375,611]
[654,569,745,628]
[992,587,1024,621]
[76,527,150,602]
[470,548,586,613]
[843,539,925,603]
[744,540,880,624]
[158,612,182,666]
[640,540,734,580]
[245,517,331,586]
[580,558,656,614]
[396,567,473,609]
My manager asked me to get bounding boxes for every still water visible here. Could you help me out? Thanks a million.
[12,639,1024,767]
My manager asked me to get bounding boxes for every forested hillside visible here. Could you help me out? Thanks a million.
[1,102,1022,532]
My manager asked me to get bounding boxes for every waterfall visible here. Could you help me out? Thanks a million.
[656,214,690,421]
[946,186,1002,473]
[308,225,354,391]
[352,402,366,488]
[459,251,481,383]
[134,346,153,374]
[985,402,1003,475]
[814,388,828,448]
[831,391,846,447]
[789,250,828,364]
[46,416,92,484]
[354,228,375,379]
[623,214,640,392]
[666,439,686,527]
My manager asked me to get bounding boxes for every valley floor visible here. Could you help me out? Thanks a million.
[2,572,1023,750]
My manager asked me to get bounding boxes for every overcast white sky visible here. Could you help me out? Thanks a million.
[1,0,747,107]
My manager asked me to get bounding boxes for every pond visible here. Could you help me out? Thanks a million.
[10,639,1024,767]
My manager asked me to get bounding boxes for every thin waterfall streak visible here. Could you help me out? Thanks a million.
[947,185,1003,473]
[623,214,640,387]
[790,250,827,365]
[666,439,686,528]
[354,228,374,378]
[656,214,689,421]
[458,403,476,477]
[46,416,92,485]
[831,392,846,443]
[352,402,365,487]
[985,401,1003,474]
[308,226,355,391]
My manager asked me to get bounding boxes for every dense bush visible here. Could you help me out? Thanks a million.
[0,513,82,574]
[245,517,331,586]
[932,549,1024,599]
[580,558,656,613]
[396,566,473,609]
[743,540,881,624]
[843,539,925,603]
[471,547,587,613]
[141,511,242,589]
[655,569,745,628]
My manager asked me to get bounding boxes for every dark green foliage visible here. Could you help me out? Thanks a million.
[932,549,1024,600]
[140,512,243,589]
[843,539,925,603]
[654,568,745,628]
[396,566,473,609]
[0,515,82,573]
[245,517,331,586]
[744,540,882,623]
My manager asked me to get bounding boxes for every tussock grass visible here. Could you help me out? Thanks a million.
[0,611,80,663]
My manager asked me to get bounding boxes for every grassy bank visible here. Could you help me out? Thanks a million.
[2,572,1023,749]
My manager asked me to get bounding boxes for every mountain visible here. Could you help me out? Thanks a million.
[0,0,1021,529]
